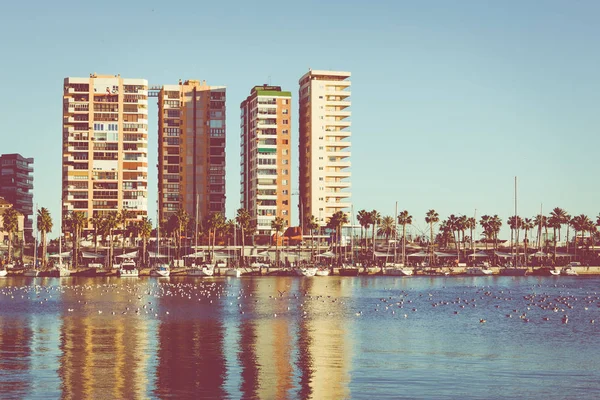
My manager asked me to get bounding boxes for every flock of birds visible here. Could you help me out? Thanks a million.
[0,279,599,328]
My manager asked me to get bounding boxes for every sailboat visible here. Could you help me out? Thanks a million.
[50,228,71,277]
[24,207,41,277]
[500,177,527,276]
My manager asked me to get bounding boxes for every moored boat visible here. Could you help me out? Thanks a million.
[465,267,493,276]
[295,267,317,277]
[23,268,40,277]
[338,265,360,276]
[0,269,7,277]
[187,264,214,277]
[315,267,330,276]
[49,263,71,277]
[500,267,528,276]
[225,268,241,277]
[384,264,413,276]
[118,258,139,277]
[150,264,170,277]
[561,267,578,276]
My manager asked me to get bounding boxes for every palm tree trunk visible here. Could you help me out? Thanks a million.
[42,231,47,268]
[553,227,557,261]
[524,229,528,266]
[402,224,406,265]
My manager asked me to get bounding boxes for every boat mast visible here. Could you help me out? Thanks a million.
[514,176,518,267]
[394,201,398,264]
[195,194,199,265]
[33,204,38,269]
[350,204,355,266]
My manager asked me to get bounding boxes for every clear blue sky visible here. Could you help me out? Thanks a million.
[1,0,598,239]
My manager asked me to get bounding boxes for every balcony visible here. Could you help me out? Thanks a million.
[325,120,351,128]
[325,100,351,108]
[328,160,351,168]
[326,151,351,159]
[325,171,351,178]
[325,180,351,188]
[325,191,351,198]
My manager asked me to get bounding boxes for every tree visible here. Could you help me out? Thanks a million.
[368,210,381,260]
[2,208,20,264]
[207,213,226,261]
[36,207,53,268]
[465,217,476,253]
[479,215,492,251]
[271,217,287,267]
[174,208,190,261]
[305,215,319,261]
[236,208,251,266]
[397,210,412,266]
[65,211,87,269]
[377,215,396,243]
[508,215,523,259]
[327,211,349,266]
[534,214,548,251]
[101,211,119,269]
[446,214,461,261]
[118,209,135,254]
[489,215,502,253]
[137,217,152,268]
[547,212,562,261]
[357,209,371,249]
[89,214,101,254]
[522,218,534,265]
[425,209,439,264]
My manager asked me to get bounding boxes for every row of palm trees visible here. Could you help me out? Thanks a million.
[349,208,600,266]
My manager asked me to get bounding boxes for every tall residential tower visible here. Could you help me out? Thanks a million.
[298,70,352,229]
[240,85,292,242]
[62,74,148,230]
[0,153,33,241]
[157,80,226,224]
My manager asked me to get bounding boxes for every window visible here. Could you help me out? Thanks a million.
[282,180,288,185]
[283,149,288,155]
[318,167,323,170]
[282,129,289,135]
[282,190,288,195]
[319,177,324,181]
[282,109,288,114]
[282,169,288,175]
[282,210,288,215]
[282,159,288,165]
[283,119,288,125]
[283,99,288,105]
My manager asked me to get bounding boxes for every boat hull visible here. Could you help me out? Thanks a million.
[188,267,214,277]
[500,268,528,276]
[0,270,7,277]
[118,269,139,277]
[225,268,241,277]
[315,268,330,276]
[23,270,40,277]
[466,267,493,276]
[295,267,317,277]
[150,269,170,277]
[384,267,413,276]
[338,268,360,276]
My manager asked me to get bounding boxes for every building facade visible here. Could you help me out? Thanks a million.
[62,74,148,231]
[0,154,33,241]
[298,70,352,229]
[240,85,292,242]
[157,80,226,224]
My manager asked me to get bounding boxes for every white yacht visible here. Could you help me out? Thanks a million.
[187,264,214,277]
[0,268,7,277]
[23,268,40,277]
[118,258,139,277]
[50,263,71,277]
[465,266,493,276]
[315,267,331,276]
[295,266,317,277]
[150,264,170,277]
[384,264,414,276]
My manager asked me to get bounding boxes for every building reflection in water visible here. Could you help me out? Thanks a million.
[58,279,151,399]
[0,313,33,398]
[153,279,227,399]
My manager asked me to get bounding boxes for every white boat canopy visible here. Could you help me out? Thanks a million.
[468,251,490,258]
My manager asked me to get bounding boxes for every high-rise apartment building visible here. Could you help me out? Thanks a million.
[0,153,33,241]
[298,70,352,228]
[62,74,148,230]
[157,80,226,224]
[240,85,292,242]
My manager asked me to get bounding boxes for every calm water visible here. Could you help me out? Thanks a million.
[1,275,599,399]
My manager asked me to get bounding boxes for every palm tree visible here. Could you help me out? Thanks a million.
[457,215,468,258]
[89,214,101,254]
[36,207,53,268]
[508,215,523,257]
[547,213,562,261]
[102,211,119,269]
[138,217,152,268]
[397,210,412,265]
[118,210,135,254]
[271,217,287,267]
[490,215,502,253]
[425,209,439,264]
[534,214,548,251]
[66,211,87,269]
[587,220,597,253]
[570,215,584,258]
[465,217,476,253]
[236,208,251,266]
[207,213,225,261]
[174,208,190,260]
[2,208,20,264]
[522,218,534,265]
[377,215,396,243]
[550,207,569,243]
[305,215,319,261]
[368,210,381,260]
[357,209,370,249]
[479,215,492,251]
[327,211,349,266]
[446,214,461,260]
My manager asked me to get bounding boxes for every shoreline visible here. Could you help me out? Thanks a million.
[4,265,600,277]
